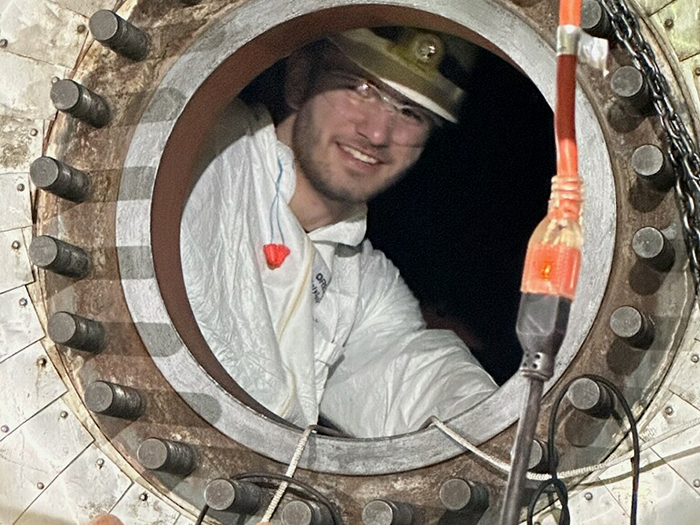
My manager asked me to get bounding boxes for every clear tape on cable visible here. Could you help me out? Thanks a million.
[556,25,609,74]
[578,32,609,75]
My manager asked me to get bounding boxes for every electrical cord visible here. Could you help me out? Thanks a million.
[194,503,209,525]
[526,374,640,525]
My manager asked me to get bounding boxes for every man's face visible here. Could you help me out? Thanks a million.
[290,55,434,205]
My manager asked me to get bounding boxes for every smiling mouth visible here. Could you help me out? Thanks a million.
[339,144,380,165]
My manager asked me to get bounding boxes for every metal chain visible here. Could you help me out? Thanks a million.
[601,0,700,293]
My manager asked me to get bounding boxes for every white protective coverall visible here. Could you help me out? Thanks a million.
[181,100,498,438]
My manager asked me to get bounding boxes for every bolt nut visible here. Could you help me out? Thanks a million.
[693,479,700,488]
[1,425,9,433]
[17,183,25,192]
[664,406,674,416]
[60,411,68,419]
[694,67,700,77]
[36,357,47,367]
[37,482,45,490]
[96,458,105,468]
[691,354,699,363]
[76,24,87,33]
[139,492,148,501]
[0,38,8,48]
[664,18,674,29]
[19,298,28,307]
[30,127,39,136]
[11,240,21,250]
[584,492,593,501]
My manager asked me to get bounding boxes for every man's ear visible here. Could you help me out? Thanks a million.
[284,50,314,111]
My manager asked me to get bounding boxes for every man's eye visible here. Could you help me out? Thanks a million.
[400,107,427,124]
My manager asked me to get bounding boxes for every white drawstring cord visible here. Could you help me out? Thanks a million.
[430,416,700,482]
[261,425,316,522]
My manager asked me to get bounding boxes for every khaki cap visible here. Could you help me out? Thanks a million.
[327,28,465,123]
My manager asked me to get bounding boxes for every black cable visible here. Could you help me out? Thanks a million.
[527,374,640,525]
[194,503,209,525]
[578,375,640,525]
[232,471,344,525]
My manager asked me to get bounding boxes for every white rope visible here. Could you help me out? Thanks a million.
[430,416,700,482]
[261,425,316,522]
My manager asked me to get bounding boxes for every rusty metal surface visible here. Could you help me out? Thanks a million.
[0,398,93,523]
[14,444,132,525]
[0,342,66,443]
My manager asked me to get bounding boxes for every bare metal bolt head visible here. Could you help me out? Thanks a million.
[76,24,87,33]
[1,425,9,433]
[60,411,68,419]
[691,354,699,363]
[139,492,148,501]
[0,38,8,48]
[17,183,25,192]
[30,127,39,135]
[37,482,45,490]
[11,240,21,250]
[36,357,47,367]
[19,298,28,307]
[96,458,105,468]
[665,406,674,416]
[664,18,674,29]
[693,479,700,488]
[695,67,700,77]
[584,492,593,501]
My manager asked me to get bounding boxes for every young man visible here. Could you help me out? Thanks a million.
[181,28,497,438]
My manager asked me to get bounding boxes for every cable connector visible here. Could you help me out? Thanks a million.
[516,293,572,381]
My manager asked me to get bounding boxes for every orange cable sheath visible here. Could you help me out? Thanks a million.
[559,0,582,26]
[555,54,578,181]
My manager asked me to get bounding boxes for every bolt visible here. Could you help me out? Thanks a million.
[37,482,44,490]
[17,183,25,192]
[693,479,700,488]
[96,458,105,468]
[139,492,148,501]
[19,298,28,307]
[51,77,59,84]
[695,67,700,77]
[664,19,674,29]
[665,406,674,416]
[76,24,86,33]
[691,354,699,363]
[30,127,39,136]
[0,38,8,48]
[1,425,9,433]
[11,240,21,250]
[584,492,593,501]
[60,411,68,419]
[36,357,47,367]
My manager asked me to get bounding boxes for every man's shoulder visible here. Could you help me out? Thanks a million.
[212,100,274,144]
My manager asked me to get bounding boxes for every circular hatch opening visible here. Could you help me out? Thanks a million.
[118,1,615,474]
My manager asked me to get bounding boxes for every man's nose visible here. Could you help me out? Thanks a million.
[355,104,393,146]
